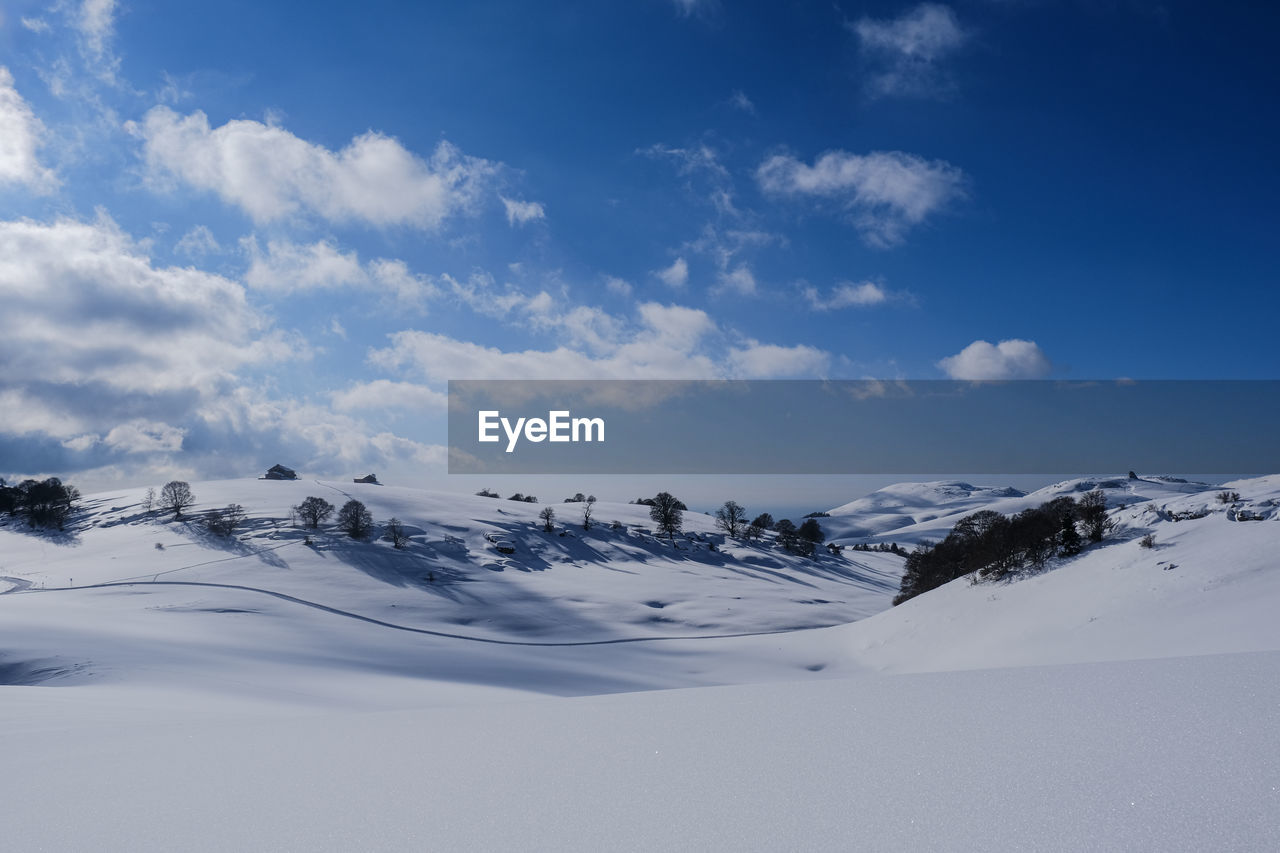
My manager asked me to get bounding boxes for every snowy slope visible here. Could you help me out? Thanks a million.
[2,474,1278,851]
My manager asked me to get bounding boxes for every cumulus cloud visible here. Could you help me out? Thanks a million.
[937,339,1051,380]
[132,107,497,230]
[242,238,438,308]
[853,3,968,98]
[655,257,689,288]
[0,67,57,191]
[757,149,965,247]
[500,195,546,226]
[726,342,829,378]
[604,275,632,297]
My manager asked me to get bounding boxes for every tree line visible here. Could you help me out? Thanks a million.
[0,477,80,530]
[894,490,1114,605]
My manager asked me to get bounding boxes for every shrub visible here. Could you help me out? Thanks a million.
[205,504,246,536]
[1217,491,1241,504]
[475,488,500,498]
[1139,533,1156,548]
[385,517,409,549]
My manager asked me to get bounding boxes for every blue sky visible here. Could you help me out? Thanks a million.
[1,1,1276,507]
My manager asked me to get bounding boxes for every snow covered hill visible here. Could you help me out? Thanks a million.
[2,474,1278,851]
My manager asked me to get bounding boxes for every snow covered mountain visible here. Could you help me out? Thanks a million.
[2,474,1278,851]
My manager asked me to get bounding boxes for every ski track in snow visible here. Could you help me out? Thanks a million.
[9,580,840,647]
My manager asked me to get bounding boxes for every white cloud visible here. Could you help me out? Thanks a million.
[604,275,632,297]
[132,107,497,230]
[21,17,52,33]
[672,0,717,18]
[241,238,438,308]
[640,143,730,180]
[0,67,57,191]
[103,420,187,454]
[500,195,546,226]
[757,149,965,247]
[726,342,829,378]
[655,256,689,288]
[937,339,1051,380]
[802,280,907,310]
[853,3,968,98]
[729,90,756,115]
[174,224,221,258]
[330,380,447,413]
[716,265,757,296]
[74,0,122,82]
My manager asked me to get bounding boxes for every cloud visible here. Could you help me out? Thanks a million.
[716,265,757,296]
[369,298,832,384]
[174,225,221,258]
[757,149,965,247]
[640,143,730,180]
[0,67,57,191]
[802,280,911,310]
[672,0,717,18]
[729,90,756,115]
[72,0,122,83]
[726,342,829,378]
[937,339,1051,380]
[330,380,447,413]
[655,257,689,288]
[21,17,51,33]
[132,107,497,230]
[242,238,438,308]
[604,275,632,297]
[853,3,968,98]
[500,196,546,226]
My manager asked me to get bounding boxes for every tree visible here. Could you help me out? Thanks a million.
[205,504,245,536]
[649,491,684,542]
[774,518,798,552]
[750,512,774,531]
[1058,510,1083,557]
[294,496,335,529]
[714,500,748,538]
[337,499,373,539]
[475,488,500,498]
[1078,490,1112,543]
[564,492,588,503]
[539,505,556,532]
[797,518,825,557]
[141,487,155,514]
[385,517,409,549]
[581,499,594,530]
[160,481,194,518]
[744,520,766,542]
[9,477,79,529]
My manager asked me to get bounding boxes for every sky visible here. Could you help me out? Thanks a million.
[0,0,1276,513]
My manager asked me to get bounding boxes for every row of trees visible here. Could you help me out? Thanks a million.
[292,496,375,540]
[894,491,1114,605]
[0,477,80,530]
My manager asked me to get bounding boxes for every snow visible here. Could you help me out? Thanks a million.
[2,474,1278,850]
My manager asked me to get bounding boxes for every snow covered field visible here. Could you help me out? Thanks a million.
[2,475,1278,851]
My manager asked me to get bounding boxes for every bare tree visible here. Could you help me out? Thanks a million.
[714,500,747,538]
[160,481,195,518]
[581,499,594,530]
[649,492,684,543]
[141,487,155,514]
[205,504,246,536]
[385,517,409,549]
[539,506,556,532]
[337,499,373,539]
[294,496,335,529]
